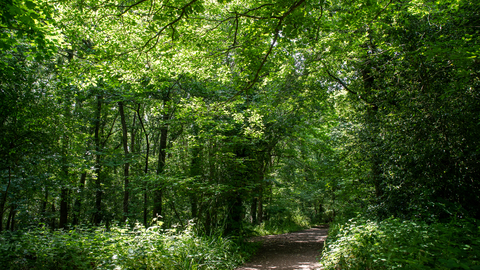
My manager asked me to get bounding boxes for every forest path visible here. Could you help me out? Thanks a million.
[236,225,328,270]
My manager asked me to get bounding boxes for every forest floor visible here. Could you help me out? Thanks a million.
[236,225,329,270]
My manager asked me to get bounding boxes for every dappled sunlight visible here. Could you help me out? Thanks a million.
[2,0,478,268]
[237,227,327,270]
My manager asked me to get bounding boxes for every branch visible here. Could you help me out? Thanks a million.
[323,62,381,109]
[232,14,239,47]
[102,114,119,147]
[222,24,280,104]
[203,45,243,59]
[117,0,149,16]
[223,0,307,103]
[128,0,198,53]
[368,0,393,26]
[323,65,358,96]
[281,0,306,19]
[232,13,278,20]
[236,3,275,15]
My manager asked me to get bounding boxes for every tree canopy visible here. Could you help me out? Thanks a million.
[1,0,479,254]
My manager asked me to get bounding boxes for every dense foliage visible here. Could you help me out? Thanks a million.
[1,0,479,268]
[0,222,254,269]
[322,217,480,269]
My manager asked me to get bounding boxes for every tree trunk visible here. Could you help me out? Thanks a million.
[254,155,267,225]
[153,99,170,220]
[153,121,168,219]
[130,111,136,215]
[59,136,69,228]
[50,203,55,230]
[225,145,250,235]
[137,105,150,227]
[59,93,71,229]
[59,188,68,228]
[225,194,243,235]
[189,130,201,219]
[119,101,130,221]
[7,204,16,231]
[168,195,185,227]
[72,172,86,226]
[362,54,383,199]
[0,166,11,231]
[191,195,198,219]
[94,95,103,225]
[41,189,48,224]
[72,98,87,226]
[257,187,263,224]
[250,197,257,224]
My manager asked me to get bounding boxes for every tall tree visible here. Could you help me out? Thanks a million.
[118,101,130,221]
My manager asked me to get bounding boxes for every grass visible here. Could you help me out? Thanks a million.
[0,221,254,270]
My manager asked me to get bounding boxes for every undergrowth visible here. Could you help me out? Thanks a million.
[0,222,254,270]
[321,216,480,269]
[253,208,311,236]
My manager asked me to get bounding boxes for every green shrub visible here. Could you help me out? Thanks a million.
[321,217,480,269]
[0,222,249,270]
[253,206,311,236]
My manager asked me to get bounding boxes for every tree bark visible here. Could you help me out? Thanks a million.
[72,172,86,226]
[94,95,103,225]
[250,197,257,224]
[189,126,201,219]
[257,187,263,224]
[59,92,73,229]
[50,203,55,230]
[59,133,69,229]
[136,105,150,226]
[130,110,136,215]
[41,189,48,224]
[119,101,130,221]
[153,115,168,219]
[0,166,11,231]
[153,98,170,220]
[362,53,383,199]
[225,145,250,235]
[59,188,68,228]
[6,204,16,231]
[225,193,243,235]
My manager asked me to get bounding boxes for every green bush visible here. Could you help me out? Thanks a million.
[0,222,249,270]
[253,207,311,236]
[321,217,480,269]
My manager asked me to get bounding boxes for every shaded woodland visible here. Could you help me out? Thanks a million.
[1,0,479,269]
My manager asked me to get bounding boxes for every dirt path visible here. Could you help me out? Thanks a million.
[236,226,328,270]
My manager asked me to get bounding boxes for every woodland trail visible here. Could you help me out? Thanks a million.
[236,226,328,270]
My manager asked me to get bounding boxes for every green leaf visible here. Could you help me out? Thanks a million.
[25,1,37,9]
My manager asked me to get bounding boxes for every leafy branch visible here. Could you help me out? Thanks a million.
[224,0,307,103]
